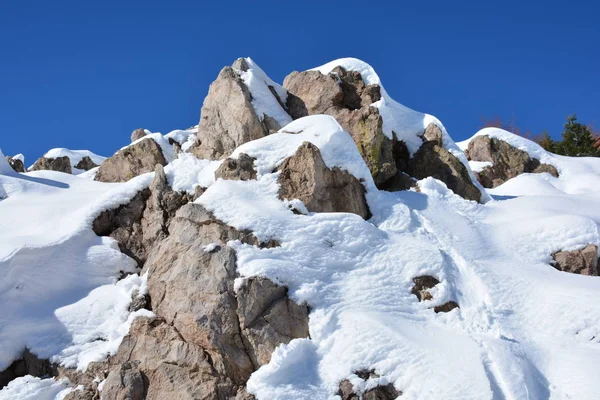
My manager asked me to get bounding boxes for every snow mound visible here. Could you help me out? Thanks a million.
[0,148,14,175]
[0,376,72,400]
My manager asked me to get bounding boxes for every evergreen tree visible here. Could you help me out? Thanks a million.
[554,115,599,157]
[535,130,555,152]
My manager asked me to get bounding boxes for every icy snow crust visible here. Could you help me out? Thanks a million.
[200,116,600,400]
[2,59,600,399]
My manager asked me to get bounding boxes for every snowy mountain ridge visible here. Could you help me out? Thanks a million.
[1,57,600,400]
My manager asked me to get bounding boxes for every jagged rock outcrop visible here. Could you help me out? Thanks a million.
[95,138,167,183]
[284,68,482,202]
[278,142,370,219]
[0,349,57,389]
[552,244,599,276]
[92,165,190,266]
[74,156,98,171]
[192,59,286,160]
[131,128,148,143]
[337,371,401,400]
[5,156,25,173]
[466,135,559,188]
[30,156,72,174]
[214,153,257,181]
[284,67,396,186]
[411,275,440,302]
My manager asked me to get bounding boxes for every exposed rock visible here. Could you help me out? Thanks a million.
[214,153,257,181]
[92,165,190,266]
[131,128,147,143]
[193,60,287,160]
[74,156,98,171]
[355,369,379,380]
[277,142,370,219]
[284,67,396,186]
[284,68,481,202]
[135,203,309,395]
[466,135,559,188]
[552,244,598,276]
[6,156,25,173]
[101,361,146,400]
[95,138,167,183]
[410,132,482,202]
[0,349,57,389]
[129,288,149,312]
[411,275,440,302]
[434,301,459,314]
[236,277,310,366]
[338,380,359,400]
[363,384,402,399]
[30,156,72,174]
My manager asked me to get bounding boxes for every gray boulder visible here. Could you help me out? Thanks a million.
[466,135,559,188]
[30,156,72,174]
[277,142,371,219]
[552,244,598,276]
[95,138,167,183]
[214,153,257,181]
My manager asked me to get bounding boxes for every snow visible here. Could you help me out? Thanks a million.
[0,376,72,400]
[34,148,106,175]
[237,57,292,128]
[197,115,600,399]
[0,148,14,175]
[12,153,24,163]
[164,152,221,194]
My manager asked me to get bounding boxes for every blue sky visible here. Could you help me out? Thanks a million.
[1,1,598,163]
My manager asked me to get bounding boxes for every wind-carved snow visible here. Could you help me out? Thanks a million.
[199,117,600,399]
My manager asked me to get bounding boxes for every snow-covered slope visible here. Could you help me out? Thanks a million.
[2,59,600,400]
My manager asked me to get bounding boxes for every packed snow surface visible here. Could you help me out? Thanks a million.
[2,59,600,399]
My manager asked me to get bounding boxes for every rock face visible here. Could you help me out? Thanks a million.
[5,156,25,173]
[101,361,146,400]
[74,156,98,171]
[466,135,559,188]
[552,244,599,276]
[0,349,57,389]
[95,138,167,183]
[284,68,482,202]
[214,153,257,181]
[193,60,287,160]
[278,142,370,219]
[30,156,72,174]
[337,372,401,400]
[95,202,308,398]
[92,165,190,266]
[411,275,440,302]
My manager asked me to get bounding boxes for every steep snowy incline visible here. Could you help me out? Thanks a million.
[199,116,600,399]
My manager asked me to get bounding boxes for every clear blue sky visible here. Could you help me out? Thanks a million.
[1,0,598,163]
